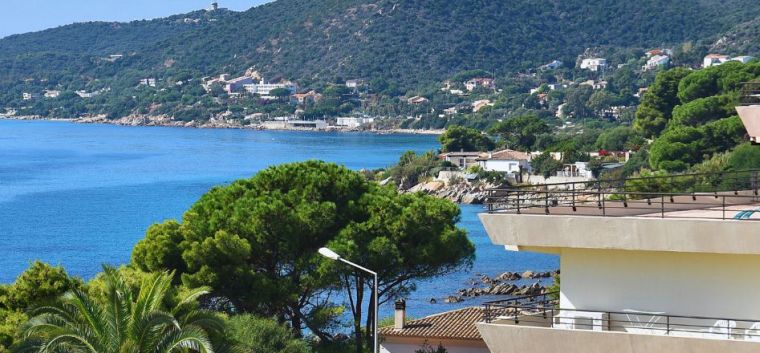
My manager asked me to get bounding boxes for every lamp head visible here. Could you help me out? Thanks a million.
[318,247,341,261]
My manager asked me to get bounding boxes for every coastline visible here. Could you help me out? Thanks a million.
[0,115,444,135]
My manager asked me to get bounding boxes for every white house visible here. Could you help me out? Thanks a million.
[540,60,564,70]
[642,55,670,71]
[579,58,608,72]
[732,56,756,64]
[43,90,60,98]
[345,79,364,88]
[243,81,297,96]
[336,117,374,128]
[703,54,730,68]
[476,149,531,174]
[225,76,254,93]
[465,78,495,91]
[477,169,760,353]
[440,151,483,169]
[380,301,490,353]
[22,92,39,101]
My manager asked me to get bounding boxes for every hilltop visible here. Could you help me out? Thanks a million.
[1,0,759,125]
[2,0,760,87]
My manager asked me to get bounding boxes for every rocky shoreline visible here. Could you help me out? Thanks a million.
[0,115,443,135]
[406,178,496,205]
[433,270,558,304]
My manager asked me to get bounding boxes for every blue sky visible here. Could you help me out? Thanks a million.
[0,0,271,38]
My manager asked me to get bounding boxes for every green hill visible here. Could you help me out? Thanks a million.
[1,0,760,118]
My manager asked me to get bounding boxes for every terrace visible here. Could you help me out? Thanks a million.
[482,293,760,341]
[486,169,760,221]
[476,170,760,353]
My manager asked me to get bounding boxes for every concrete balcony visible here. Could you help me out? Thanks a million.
[477,320,760,353]
[482,170,760,255]
[477,295,760,353]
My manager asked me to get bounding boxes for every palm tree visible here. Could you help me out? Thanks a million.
[14,266,225,353]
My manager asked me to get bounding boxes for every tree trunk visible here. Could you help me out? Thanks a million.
[354,275,365,353]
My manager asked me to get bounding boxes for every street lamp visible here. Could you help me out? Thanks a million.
[318,247,378,353]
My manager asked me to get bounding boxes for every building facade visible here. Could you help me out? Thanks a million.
[476,170,760,353]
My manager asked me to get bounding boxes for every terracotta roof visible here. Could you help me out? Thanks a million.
[378,307,484,341]
[477,149,530,161]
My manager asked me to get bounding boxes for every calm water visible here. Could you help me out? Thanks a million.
[0,119,557,318]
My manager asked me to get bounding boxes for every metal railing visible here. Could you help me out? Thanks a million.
[486,170,760,220]
[740,82,760,106]
[482,293,760,341]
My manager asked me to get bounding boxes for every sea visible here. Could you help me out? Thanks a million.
[0,119,558,319]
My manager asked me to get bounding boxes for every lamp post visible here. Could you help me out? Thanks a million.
[318,247,378,353]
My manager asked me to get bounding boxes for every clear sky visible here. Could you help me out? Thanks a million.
[0,0,271,39]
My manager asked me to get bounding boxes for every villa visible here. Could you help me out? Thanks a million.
[476,165,760,353]
[579,58,608,72]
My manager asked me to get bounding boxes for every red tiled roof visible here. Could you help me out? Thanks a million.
[378,307,484,341]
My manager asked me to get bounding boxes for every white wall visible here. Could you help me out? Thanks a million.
[479,160,526,173]
[560,249,760,319]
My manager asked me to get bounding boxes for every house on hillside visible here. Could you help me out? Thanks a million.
[645,49,673,57]
[732,56,756,64]
[345,79,365,89]
[703,54,730,68]
[291,90,322,105]
[407,96,429,105]
[22,92,39,101]
[224,76,254,93]
[540,60,564,70]
[465,77,496,91]
[579,80,608,90]
[472,99,494,112]
[379,301,490,353]
[477,149,531,174]
[579,58,608,72]
[43,90,60,98]
[642,55,670,71]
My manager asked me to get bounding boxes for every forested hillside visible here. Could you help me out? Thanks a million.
[2,0,760,88]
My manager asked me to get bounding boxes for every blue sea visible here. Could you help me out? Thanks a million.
[0,119,557,318]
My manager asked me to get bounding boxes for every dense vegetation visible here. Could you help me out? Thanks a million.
[634,61,760,172]
[1,0,760,121]
[0,161,474,353]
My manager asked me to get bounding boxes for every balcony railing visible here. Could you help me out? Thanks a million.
[740,82,760,106]
[482,293,760,341]
[486,169,760,220]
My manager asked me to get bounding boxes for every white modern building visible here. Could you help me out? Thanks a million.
[476,149,531,174]
[703,54,731,68]
[642,55,670,71]
[440,151,483,169]
[336,117,374,128]
[580,58,608,72]
[476,169,760,353]
[243,81,297,96]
